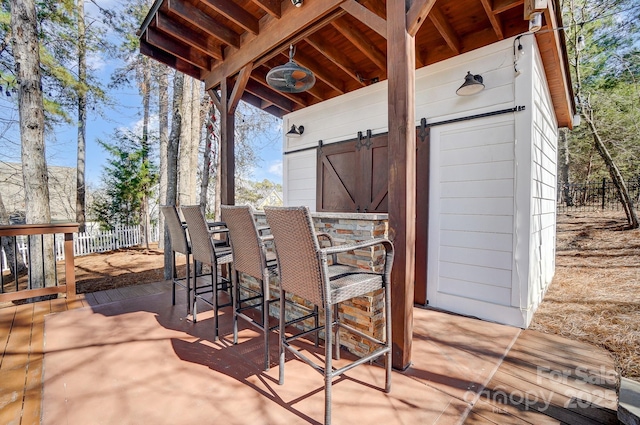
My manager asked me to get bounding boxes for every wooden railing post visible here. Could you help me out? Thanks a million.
[64,231,76,300]
[0,223,79,303]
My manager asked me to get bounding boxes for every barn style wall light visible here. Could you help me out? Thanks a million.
[456,72,485,96]
[528,12,543,32]
[286,124,304,138]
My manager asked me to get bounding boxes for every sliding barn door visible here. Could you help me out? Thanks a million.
[316,129,429,305]
[317,132,388,213]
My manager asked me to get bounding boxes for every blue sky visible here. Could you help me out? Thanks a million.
[1,0,284,188]
[46,61,284,187]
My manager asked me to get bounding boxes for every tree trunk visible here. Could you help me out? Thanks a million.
[11,0,55,291]
[190,80,201,205]
[571,2,638,229]
[157,65,169,250]
[164,71,183,280]
[75,0,87,232]
[585,110,639,228]
[214,151,221,220]
[558,128,573,206]
[0,193,27,278]
[140,57,151,249]
[200,99,215,212]
[178,76,193,205]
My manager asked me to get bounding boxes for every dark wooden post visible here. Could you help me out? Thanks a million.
[64,231,76,300]
[387,0,416,370]
[220,77,235,206]
[415,124,430,306]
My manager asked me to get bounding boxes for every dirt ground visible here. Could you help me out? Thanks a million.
[529,211,640,380]
[71,243,186,294]
[39,211,639,380]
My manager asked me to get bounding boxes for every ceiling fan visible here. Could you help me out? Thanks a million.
[266,45,316,93]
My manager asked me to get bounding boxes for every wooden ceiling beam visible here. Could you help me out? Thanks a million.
[341,0,387,39]
[155,13,222,60]
[228,64,252,114]
[204,0,347,90]
[250,0,281,18]
[331,17,386,70]
[200,0,259,35]
[306,33,367,87]
[245,79,294,113]
[146,27,211,70]
[362,0,385,18]
[407,0,437,37]
[140,40,201,79]
[255,8,347,68]
[260,100,274,109]
[479,0,505,40]
[281,50,346,95]
[493,0,524,14]
[166,0,240,48]
[429,6,461,54]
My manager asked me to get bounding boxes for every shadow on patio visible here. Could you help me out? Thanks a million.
[1,281,619,425]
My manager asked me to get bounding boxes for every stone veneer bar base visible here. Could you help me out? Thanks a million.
[240,211,389,357]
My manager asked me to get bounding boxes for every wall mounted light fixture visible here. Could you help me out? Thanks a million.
[528,12,542,32]
[286,124,304,138]
[456,72,485,96]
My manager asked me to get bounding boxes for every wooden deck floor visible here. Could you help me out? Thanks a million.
[0,282,619,424]
[0,282,171,425]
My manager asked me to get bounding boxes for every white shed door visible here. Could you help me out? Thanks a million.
[427,115,516,316]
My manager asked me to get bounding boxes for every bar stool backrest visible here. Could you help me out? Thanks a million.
[264,206,324,305]
[181,205,216,265]
[220,205,265,280]
[160,205,189,255]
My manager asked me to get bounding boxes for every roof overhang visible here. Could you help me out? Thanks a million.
[139,0,575,127]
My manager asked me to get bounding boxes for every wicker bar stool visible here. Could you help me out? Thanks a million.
[180,205,233,340]
[160,205,193,314]
[264,206,394,425]
[221,205,318,371]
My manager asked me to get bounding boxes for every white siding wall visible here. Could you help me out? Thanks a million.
[282,36,559,328]
[525,41,559,323]
[283,39,518,209]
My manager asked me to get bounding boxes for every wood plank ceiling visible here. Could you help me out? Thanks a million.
[139,0,574,127]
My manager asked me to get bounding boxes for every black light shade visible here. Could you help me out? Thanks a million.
[266,45,315,93]
[456,71,485,96]
[286,125,304,138]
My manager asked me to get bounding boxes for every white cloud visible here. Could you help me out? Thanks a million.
[268,160,283,177]
[87,51,107,72]
[123,114,159,137]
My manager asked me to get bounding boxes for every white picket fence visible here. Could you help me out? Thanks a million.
[1,225,159,271]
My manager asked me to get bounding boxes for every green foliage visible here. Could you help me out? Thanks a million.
[236,179,283,208]
[0,0,110,125]
[562,0,640,182]
[92,130,158,229]
[109,0,151,89]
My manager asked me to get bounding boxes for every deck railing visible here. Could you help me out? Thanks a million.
[1,224,159,269]
[0,223,78,303]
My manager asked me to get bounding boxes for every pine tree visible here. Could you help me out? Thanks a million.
[92,131,158,230]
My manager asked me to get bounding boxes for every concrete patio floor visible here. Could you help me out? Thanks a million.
[1,281,619,424]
